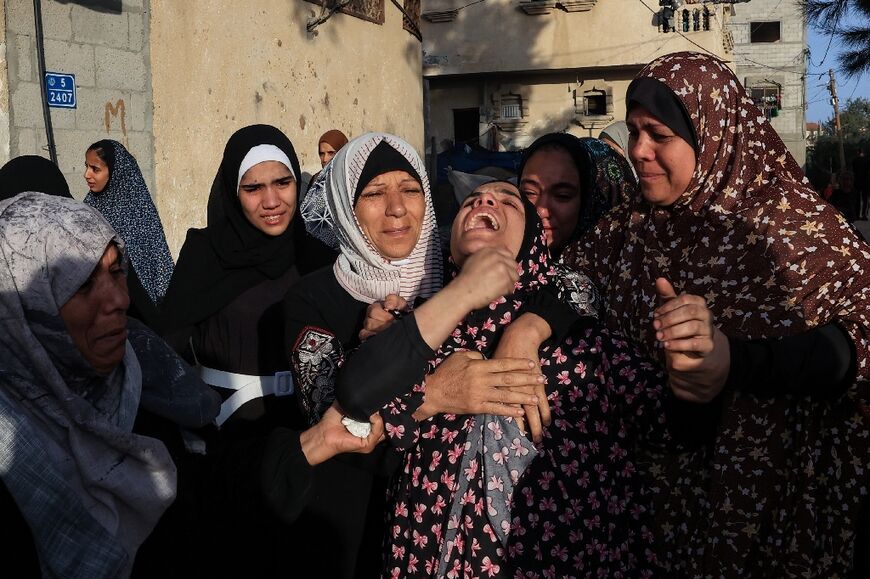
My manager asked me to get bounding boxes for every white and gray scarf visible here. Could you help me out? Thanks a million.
[301,132,443,304]
[0,192,176,578]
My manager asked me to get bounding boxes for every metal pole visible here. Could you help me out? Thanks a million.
[829,68,846,174]
[33,0,57,164]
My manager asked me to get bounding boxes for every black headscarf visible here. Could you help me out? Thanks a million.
[517,133,637,252]
[353,140,422,203]
[161,124,301,332]
[626,76,698,151]
[0,155,72,201]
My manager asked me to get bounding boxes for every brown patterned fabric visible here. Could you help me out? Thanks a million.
[562,51,870,577]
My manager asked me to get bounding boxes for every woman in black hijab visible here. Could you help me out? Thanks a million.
[161,124,324,427]
[159,124,348,577]
[0,155,72,200]
[517,133,635,258]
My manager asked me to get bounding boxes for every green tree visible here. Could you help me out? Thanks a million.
[804,0,870,76]
[822,96,870,140]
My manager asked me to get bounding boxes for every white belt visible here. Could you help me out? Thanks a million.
[199,366,294,427]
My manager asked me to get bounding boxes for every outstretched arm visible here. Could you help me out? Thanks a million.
[338,247,534,419]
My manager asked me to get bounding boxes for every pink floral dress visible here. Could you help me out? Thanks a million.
[380,217,669,578]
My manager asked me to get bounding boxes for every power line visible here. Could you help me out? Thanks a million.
[731,54,804,74]
[749,0,784,34]
[809,31,837,68]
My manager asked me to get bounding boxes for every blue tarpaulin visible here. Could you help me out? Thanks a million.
[436,144,524,181]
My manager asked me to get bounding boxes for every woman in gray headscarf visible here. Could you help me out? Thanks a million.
[600,121,637,179]
[599,120,630,158]
[0,192,217,578]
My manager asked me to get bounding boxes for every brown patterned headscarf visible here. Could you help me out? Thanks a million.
[563,51,870,576]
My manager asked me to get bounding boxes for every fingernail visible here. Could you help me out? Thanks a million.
[531,396,539,403]
[537,375,545,383]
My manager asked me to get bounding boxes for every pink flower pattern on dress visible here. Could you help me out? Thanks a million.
[381,211,668,577]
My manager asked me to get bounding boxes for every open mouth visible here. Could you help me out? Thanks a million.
[262,213,285,225]
[465,210,500,232]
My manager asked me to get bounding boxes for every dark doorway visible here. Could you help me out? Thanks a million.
[453,108,480,146]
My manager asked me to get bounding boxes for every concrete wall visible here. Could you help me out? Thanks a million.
[4,0,154,196]
[150,0,424,256]
[0,2,10,163]
[729,0,806,166]
[422,0,731,76]
[429,70,639,151]
[423,0,733,152]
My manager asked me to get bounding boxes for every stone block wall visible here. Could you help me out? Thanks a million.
[3,0,154,198]
[729,0,806,166]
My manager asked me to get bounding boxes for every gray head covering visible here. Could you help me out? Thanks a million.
[300,132,443,304]
[0,192,176,577]
[599,120,630,154]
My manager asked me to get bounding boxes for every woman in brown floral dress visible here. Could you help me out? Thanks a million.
[562,51,870,577]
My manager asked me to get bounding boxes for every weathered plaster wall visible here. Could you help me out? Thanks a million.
[429,71,638,151]
[422,0,730,76]
[0,2,10,164]
[5,0,153,196]
[150,0,424,256]
[423,0,733,152]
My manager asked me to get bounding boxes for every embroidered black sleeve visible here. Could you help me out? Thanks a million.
[553,263,601,319]
[291,326,343,425]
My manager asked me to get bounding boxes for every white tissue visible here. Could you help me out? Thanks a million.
[341,416,372,438]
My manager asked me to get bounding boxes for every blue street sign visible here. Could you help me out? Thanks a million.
[45,72,76,109]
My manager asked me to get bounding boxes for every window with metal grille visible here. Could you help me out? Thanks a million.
[501,103,521,119]
[750,85,781,119]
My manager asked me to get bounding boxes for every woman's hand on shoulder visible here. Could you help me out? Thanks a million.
[653,277,730,403]
[449,247,519,311]
[299,403,385,466]
[359,294,408,341]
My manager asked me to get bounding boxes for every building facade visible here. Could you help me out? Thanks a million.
[421,0,735,154]
[727,0,807,165]
[0,0,424,254]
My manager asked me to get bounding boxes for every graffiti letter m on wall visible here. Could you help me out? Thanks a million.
[104,99,128,145]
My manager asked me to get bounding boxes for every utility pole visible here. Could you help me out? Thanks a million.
[828,68,847,174]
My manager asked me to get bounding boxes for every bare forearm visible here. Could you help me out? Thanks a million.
[412,281,477,350]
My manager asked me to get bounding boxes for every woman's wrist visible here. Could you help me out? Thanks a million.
[442,275,479,314]
[299,424,327,466]
[512,312,552,342]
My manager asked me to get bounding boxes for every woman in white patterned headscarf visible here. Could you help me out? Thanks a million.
[284,132,444,578]
[285,131,542,578]
[0,192,178,578]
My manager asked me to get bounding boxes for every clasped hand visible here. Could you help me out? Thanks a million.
[653,277,730,403]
